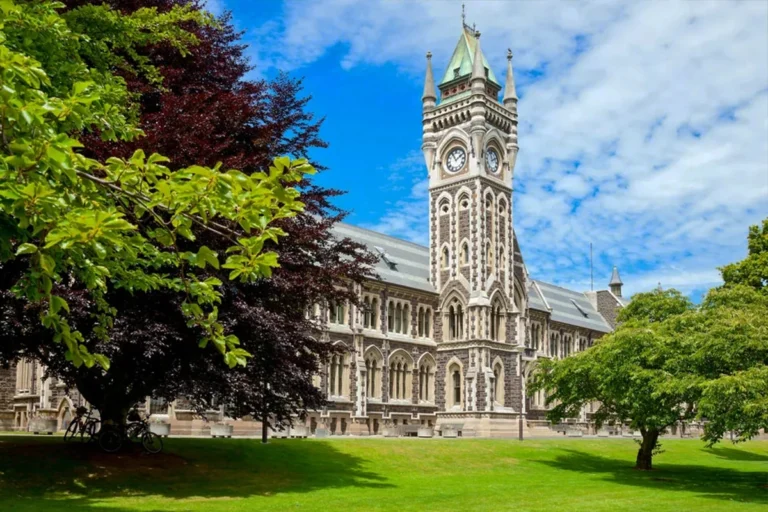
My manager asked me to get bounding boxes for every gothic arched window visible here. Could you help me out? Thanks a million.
[419,362,434,402]
[460,241,469,265]
[441,247,450,269]
[363,297,371,328]
[389,353,413,401]
[371,298,379,330]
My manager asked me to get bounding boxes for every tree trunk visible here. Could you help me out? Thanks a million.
[635,428,660,470]
[261,415,268,444]
[74,374,140,427]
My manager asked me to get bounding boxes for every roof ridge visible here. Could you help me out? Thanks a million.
[533,279,590,296]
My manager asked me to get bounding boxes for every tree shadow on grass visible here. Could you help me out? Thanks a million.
[0,437,392,512]
[706,446,768,462]
[534,448,768,506]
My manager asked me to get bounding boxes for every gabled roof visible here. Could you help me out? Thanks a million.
[529,280,613,333]
[331,222,614,334]
[439,26,500,87]
[330,223,435,293]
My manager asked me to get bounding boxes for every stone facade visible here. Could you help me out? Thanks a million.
[0,23,630,438]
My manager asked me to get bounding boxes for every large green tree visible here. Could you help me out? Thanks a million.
[530,289,696,470]
[0,0,311,370]
[531,218,768,470]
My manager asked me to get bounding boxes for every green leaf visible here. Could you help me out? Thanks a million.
[49,295,70,315]
[15,243,37,255]
[197,246,219,269]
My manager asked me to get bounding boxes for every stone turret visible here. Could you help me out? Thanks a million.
[609,266,623,297]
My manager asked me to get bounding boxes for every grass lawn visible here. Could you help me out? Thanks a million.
[0,436,766,511]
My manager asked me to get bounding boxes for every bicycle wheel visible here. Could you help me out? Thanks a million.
[84,420,100,443]
[64,420,80,442]
[99,426,123,453]
[141,432,163,454]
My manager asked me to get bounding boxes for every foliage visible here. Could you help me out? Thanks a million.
[532,218,768,467]
[1,0,375,426]
[0,0,312,369]
[616,288,694,324]
[719,218,768,293]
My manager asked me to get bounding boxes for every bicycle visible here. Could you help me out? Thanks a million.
[64,407,100,443]
[98,410,163,454]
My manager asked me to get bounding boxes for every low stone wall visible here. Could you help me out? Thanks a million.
[0,411,14,431]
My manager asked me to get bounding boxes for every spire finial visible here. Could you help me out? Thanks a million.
[422,50,437,105]
[461,3,466,26]
[503,46,518,107]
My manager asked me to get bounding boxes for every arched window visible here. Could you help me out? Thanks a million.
[457,305,464,339]
[329,301,337,324]
[365,350,382,399]
[447,363,463,408]
[371,298,379,330]
[388,352,413,401]
[328,353,348,397]
[460,242,469,265]
[403,304,410,335]
[337,302,345,325]
[395,303,402,333]
[499,245,506,274]
[363,297,371,328]
[418,307,425,337]
[418,357,435,402]
[424,308,431,338]
[449,305,456,340]
[441,247,449,269]
[387,301,394,331]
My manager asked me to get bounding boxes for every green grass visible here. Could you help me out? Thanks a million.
[0,436,766,511]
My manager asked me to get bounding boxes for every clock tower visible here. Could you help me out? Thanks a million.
[422,22,526,435]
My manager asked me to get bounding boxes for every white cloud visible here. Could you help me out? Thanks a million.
[254,0,768,297]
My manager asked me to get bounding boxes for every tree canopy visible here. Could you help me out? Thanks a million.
[1,0,376,429]
[0,1,315,370]
[531,218,768,470]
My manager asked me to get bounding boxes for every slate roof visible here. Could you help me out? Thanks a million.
[330,223,434,293]
[332,222,613,333]
[528,281,613,333]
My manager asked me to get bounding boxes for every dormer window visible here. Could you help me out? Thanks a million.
[453,67,460,79]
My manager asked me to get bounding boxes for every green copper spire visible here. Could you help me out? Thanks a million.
[439,25,500,87]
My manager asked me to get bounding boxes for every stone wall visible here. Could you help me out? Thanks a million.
[596,290,621,328]
[0,363,16,412]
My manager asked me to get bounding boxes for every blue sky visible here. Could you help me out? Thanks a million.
[206,0,768,301]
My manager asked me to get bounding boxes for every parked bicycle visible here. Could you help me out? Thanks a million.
[64,406,100,443]
[98,409,163,454]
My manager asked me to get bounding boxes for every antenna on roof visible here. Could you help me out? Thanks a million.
[590,242,594,291]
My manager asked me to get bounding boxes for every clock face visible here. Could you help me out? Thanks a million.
[445,147,466,173]
[486,148,500,174]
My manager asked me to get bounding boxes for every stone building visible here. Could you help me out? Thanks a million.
[0,23,627,437]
